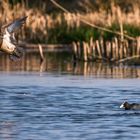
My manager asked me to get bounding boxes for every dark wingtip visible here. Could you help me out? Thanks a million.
[20,16,28,22]
[17,16,28,27]
[23,16,28,20]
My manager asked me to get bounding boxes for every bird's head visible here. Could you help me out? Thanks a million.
[0,42,24,60]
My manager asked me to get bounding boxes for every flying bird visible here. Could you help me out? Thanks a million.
[0,16,27,60]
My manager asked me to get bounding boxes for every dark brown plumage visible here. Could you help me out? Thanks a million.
[120,101,140,110]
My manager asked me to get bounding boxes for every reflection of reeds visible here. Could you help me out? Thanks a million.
[0,1,140,43]
[73,62,140,78]
[0,52,140,78]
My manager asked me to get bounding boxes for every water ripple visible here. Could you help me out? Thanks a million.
[0,74,140,139]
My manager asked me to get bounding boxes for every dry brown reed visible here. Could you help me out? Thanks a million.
[72,37,140,63]
[0,1,140,43]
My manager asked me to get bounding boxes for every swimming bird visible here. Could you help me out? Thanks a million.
[120,101,140,110]
[0,16,27,60]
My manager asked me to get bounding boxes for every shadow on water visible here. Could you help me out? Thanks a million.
[0,52,140,78]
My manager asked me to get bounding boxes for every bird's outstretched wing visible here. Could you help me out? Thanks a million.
[4,16,27,33]
[0,16,27,60]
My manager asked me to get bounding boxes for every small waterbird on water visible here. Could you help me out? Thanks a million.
[0,16,27,60]
[120,101,140,110]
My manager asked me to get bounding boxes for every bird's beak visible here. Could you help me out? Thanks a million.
[120,104,124,108]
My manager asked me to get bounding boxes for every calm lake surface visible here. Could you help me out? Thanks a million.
[1,70,140,140]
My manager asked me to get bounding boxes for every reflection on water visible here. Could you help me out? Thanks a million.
[73,62,140,78]
[0,53,140,78]
[1,52,140,139]
[0,121,17,140]
[0,52,72,72]
[0,74,140,139]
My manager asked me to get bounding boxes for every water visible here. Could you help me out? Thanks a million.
[1,72,140,140]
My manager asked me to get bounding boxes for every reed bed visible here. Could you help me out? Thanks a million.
[72,37,140,63]
[0,1,140,43]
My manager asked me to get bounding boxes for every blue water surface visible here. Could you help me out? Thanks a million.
[0,72,140,140]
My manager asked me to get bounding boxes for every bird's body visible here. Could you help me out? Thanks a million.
[120,101,140,110]
[1,30,15,53]
[0,16,27,60]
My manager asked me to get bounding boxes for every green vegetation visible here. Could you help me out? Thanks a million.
[45,24,140,44]
[1,0,140,44]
